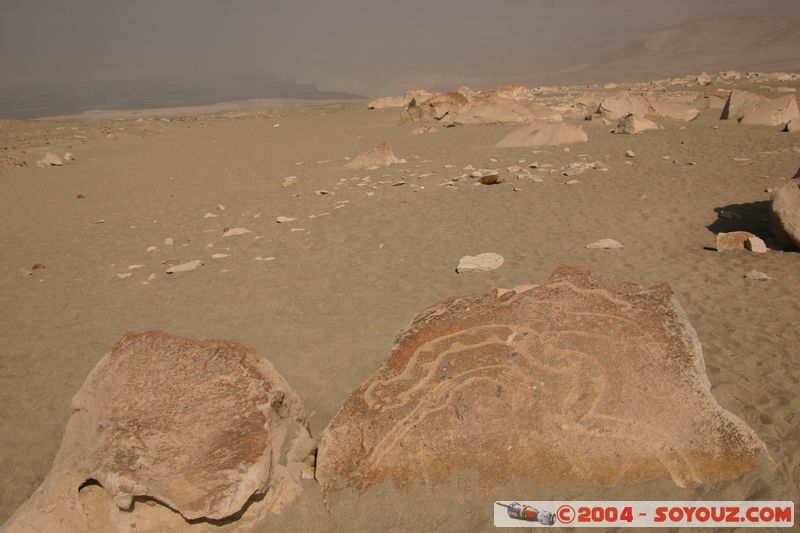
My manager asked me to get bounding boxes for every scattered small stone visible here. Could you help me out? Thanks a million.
[315,190,333,196]
[76,193,85,199]
[565,179,579,185]
[36,152,63,167]
[203,212,218,218]
[166,260,203,274]
[456,253,504,273]
[93,219,105,224]
[32,263,45,270]
[223,227,251,237]
[64,153,74,161]
[282,176,297,187]
[479,174,503,185]
[164,237,174,245]
[255,256,275,262]
[625,150,636,158]
[276,216,297,223]
[116,273,132,279]
[211,253,230,259]
[146,246,157,252]
[586,239,623,249]
[128,265,145,270]
[744,270,770,281]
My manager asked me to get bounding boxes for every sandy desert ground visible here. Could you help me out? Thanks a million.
[1,74,799,531]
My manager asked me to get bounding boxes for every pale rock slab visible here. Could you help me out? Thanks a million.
[455,253,504,273]
[2,332,315,531]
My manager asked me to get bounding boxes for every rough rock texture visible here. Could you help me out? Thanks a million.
[716,231,757,252]
[614,114,662,134]
[770,168,800,250]
[316,266,772,494]
[444,96,562,126]
[597,94,651,120]
[496,122,588,148]
[739,95,799,128]
[3,332,315,532]
[344,142,403,170]
[721,89,767,121]
[647,100,700,122]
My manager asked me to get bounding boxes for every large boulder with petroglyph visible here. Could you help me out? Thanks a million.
[3,331,315,532]
[316,266,772,494]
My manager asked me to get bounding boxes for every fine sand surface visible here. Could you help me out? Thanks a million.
[1,83,799,531]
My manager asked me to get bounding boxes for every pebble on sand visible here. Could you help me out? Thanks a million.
[36,152,63,167]
[744,270,770,281]
[586,239,624,249]
[276,216,297,223]
[456,253,504,273]
[166,260,203,274]
[222,227,251,237]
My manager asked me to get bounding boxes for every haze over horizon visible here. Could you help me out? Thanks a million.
[2,0,800,114]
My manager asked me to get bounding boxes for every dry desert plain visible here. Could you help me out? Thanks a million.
[1,72,800,531]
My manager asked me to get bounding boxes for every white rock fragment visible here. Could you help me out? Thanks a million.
[456,253,504,273]
[166,260,203,274]
[255,256,276,262]
[128,265,145,270]
[222,227,251,237]
[625,150,636,158]
[203,212,218,218]
[164,238,174,246]
[282,176,297,187]
[146,246,157,252]
[63,152,74,161]
[586,239,624,249]
[744,270,770,281]
[211,253,230,259]
[276,216,297,223]
[116,273,132,279]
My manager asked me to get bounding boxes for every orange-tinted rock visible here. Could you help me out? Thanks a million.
[715,231,757,251]
[4,331,314,531]
[316,266,771,494]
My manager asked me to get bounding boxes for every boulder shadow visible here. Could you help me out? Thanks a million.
[706,201,773,242]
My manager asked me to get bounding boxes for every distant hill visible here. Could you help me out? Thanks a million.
[524,17,800,85]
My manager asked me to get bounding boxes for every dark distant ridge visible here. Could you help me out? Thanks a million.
[0,75,363,119]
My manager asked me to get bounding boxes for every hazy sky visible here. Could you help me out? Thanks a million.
[2,0,799,95]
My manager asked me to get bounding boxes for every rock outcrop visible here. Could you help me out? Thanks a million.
[3,331,315,532]
[316,266,772,494]
[344,142,404,169]
[597,94,651,120]
[739,95,799,128]
[721,90,767,121]
[613,114,662,134]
